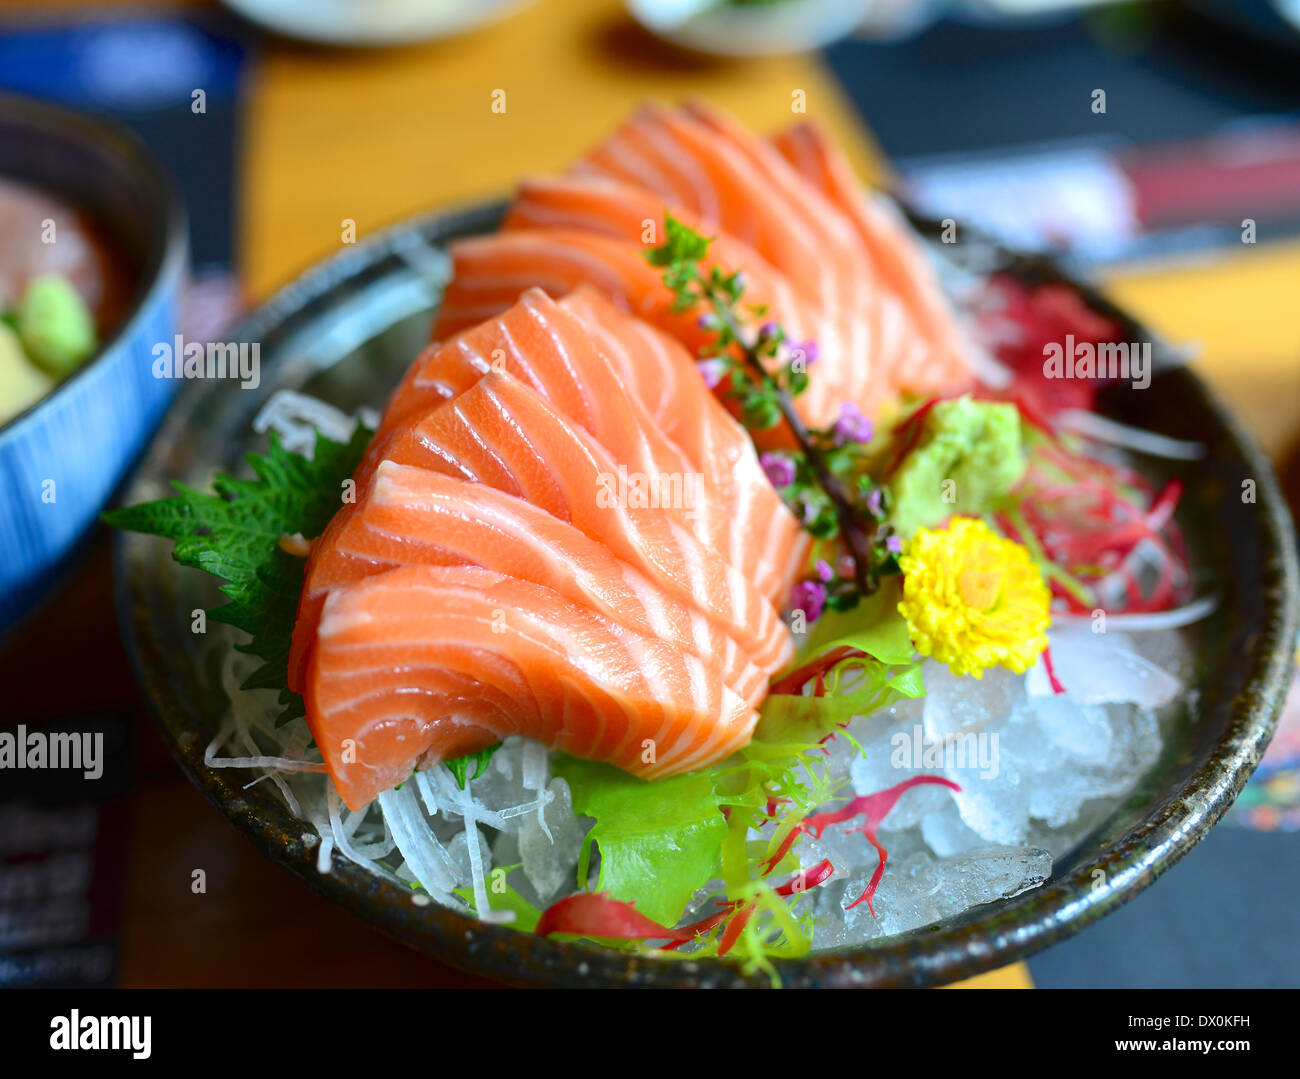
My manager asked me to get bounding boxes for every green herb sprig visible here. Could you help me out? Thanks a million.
[647,214,896,600]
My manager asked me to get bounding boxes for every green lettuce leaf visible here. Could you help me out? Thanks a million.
[754,580,923,748]
[554,756,728,926]
[453,865,542,931]
[780,578,915,670]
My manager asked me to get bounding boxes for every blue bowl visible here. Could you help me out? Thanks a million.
[0,92,186,631]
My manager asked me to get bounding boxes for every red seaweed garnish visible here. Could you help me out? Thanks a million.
[761,776,962,915]
[1009,442,1189,615]
[535,892,692,943]
[662,859,836,954]
[1041,644,1067,695]
[717,904,757,956]
[768,645,867,697]
[977,276,1127,421]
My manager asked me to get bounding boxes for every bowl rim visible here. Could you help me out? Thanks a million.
[0,89,188,440]
[114,202,1300,988]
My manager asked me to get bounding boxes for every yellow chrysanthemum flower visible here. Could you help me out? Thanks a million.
[897,517,1050,678]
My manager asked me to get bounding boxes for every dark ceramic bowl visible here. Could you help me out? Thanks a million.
[113,202,1299,988]
[0,91,187,631]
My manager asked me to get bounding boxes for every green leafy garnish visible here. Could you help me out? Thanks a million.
[104,422,506,799]
[645,212,897,600]
[446,743,503,789]
[453,865,542,930]
[555,757,728,926]
[757,580,923,742]
[545,597,924,974]
[104,426,372,723]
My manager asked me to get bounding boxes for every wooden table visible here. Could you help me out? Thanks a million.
[6,0,1297,990]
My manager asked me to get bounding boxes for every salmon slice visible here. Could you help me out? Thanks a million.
[557,286,811,591]
[501,173,814,347]
[680,99,915,411]
[572,102,878,417]
[500,174,841,426]
[292,460,772,708]
[381,287,807,603]
[444,103,974,424]
[379,289,732,585]
[350,372,792,672]
[307,563,760,809]
[769,120,973,398]
[434,227,810,377]
[574,102,846,307]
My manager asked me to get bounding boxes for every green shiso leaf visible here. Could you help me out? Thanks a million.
[446,743,503,789]
[554,756,728,927]
[104,422,505,777]
[103,425,373,723]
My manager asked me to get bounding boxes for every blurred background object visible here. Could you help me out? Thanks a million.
[625,0,903,56]
[0,93,185,631]
[0,0,1295,989]
[219,0,536,47]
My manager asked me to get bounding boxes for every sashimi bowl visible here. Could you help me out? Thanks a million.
[113,201,1298,988]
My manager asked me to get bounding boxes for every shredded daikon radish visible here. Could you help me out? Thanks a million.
[1053,594,1217,631]
[206,751,326,773]
[522,739,548,791]
[415,771,440,817]
[1056,409,1206,460]
[327,790,391,877]
[458,776,514,925]
[252,390,376,456]
[377,787,459,901]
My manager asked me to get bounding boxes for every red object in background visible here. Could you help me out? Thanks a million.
[979,274,1128,421]
[1122,124,1300,232]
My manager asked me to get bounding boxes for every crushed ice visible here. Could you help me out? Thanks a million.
[207,616,1191,952]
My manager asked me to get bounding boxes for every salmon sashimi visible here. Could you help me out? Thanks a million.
[296,371,792,680]
[499,175,842,426]
[572,103,877,413]
[557,286,811,590]
[290,105,984,812]
[294,460,772,708]
[375,289,737,584]
[307,564,760,809]
[434,229,819,395]
[769,120,973,399]
[380,287,808,602]
[438,103,974,428]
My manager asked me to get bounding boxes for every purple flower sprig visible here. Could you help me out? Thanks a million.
[759,452,797,489]
[789,578,828,624]
[832,402,873,446]
[646,212,888,596]
[788,552,881,626]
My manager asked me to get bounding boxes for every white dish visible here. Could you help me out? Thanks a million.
[221,0,535,48]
